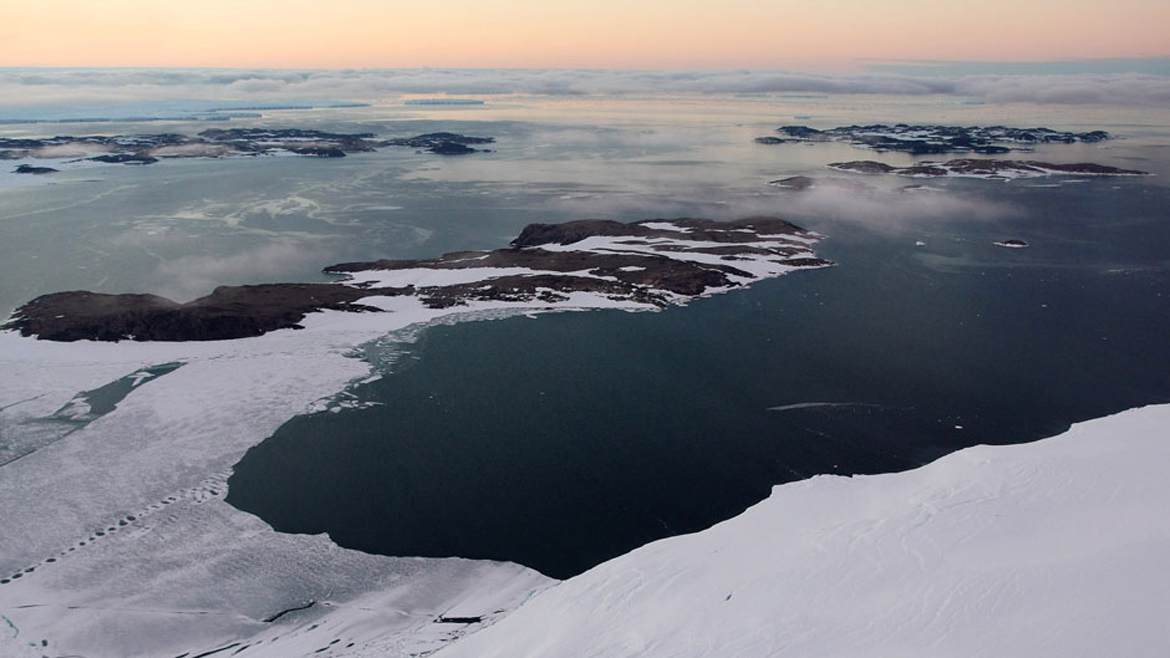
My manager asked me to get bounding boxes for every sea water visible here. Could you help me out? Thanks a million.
[3,93,1168,579]
[227,177,1170,578]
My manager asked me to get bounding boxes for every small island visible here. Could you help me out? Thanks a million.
[0,129,496,167]
[827,159,1148,179]
[755,123,1113,155]
[994,239,1029,248]
[382,132,495,154]
[767,175,873,192]
[13,164,58,174]
[3,216,830,342]
[404,99,485,106]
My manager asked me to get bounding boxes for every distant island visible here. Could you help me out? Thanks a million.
[404,99,485,106]
[995,239,1029,248]
[767,175,873,191]
[12,164,58,175]
[381,132,495,154]
[3,217,830,342]
[0,129,496,166]
[0,101,370,125]
[755,123,1113,154]
[826,158,1149,179]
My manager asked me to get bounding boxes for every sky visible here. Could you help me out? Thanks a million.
[2,0,1168,71]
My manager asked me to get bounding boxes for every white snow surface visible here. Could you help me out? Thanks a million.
[0,311,553,658]
[638,221,694,233]
[436,404,1170,658]
[531,235,819,283]
[343,265,616,288]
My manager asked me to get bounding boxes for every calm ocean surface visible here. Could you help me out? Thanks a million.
[3,94,1167,579]
[228,177,1170,578]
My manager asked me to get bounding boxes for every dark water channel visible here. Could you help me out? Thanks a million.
[228,180,1170,578]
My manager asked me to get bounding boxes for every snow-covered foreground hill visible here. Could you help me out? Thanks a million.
[437,404,1170,658]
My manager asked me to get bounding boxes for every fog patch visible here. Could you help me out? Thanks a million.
[149,144,232,158]
[149,241,334,303]
[30,143,111,158]
[544,182,1020,234]
[784,185,1021,227]
[3,68,1170,111]
[955,73,1170,107]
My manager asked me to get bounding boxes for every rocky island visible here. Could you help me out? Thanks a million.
[767,175,873,191]
[995,239,1029,248]
[3,216,829,342]
[0,129,495,167]
[381,132,495,154]
[756,123,1113,154]
[827,158,1149,179]
[13,164,58,174]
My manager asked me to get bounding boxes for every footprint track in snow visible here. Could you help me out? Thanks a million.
[0,471,232,585]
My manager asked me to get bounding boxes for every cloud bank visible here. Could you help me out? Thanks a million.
[148,240,334,303]
[1,67,1169,111]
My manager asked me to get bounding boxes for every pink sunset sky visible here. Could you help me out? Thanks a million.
[2,0,1168,71]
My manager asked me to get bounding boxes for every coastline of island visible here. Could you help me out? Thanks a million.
[3,216,830,342]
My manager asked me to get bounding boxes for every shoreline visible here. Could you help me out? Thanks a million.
[437,402,1170,658]
[0,216,829,657]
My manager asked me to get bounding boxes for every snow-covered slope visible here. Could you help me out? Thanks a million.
[436,404,1170,658]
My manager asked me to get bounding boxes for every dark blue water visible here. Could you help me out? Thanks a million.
[228,179,1170,579]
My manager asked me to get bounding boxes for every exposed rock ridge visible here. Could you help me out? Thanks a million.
[3,217,830,342]
[827,158,1149,179]
[0,130,495,166]
[756,123,1114,155]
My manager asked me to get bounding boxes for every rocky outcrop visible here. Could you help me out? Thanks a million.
[382,132,495,155]
[827,158,1149,179]
[830,161,895,174]
[89,153,159,165]
[994,239,1029,248]
[766,176,875,192]
[756,124,1115,154]
[197,127,378,149]
[13,164,57,174]
[0,129,491,166]
[3,285,394,342]
[4,217,829,342]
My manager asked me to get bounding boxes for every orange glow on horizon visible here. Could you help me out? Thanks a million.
[2,0,1168,70]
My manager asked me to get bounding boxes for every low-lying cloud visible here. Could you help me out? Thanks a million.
[1,67,1169,111]
[542,178,1021,234]
[149,240,333,302]
[783,185,1021,228]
